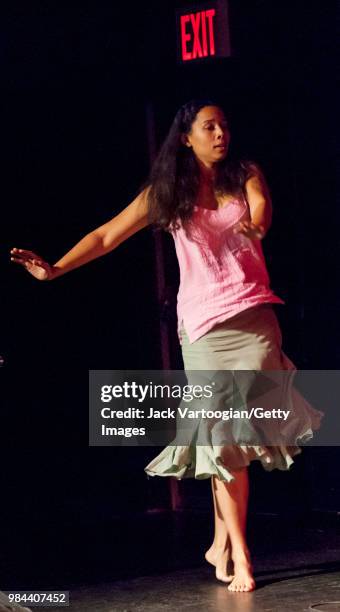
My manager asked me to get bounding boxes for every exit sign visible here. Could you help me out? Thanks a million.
[176,1,231,62]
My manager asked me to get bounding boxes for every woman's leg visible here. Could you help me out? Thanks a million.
[205,477,235,582]
[213,467,256,592]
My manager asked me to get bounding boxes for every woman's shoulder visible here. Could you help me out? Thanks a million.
[238,159,264,179]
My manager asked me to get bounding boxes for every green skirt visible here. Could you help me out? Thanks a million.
[144,304,323,482]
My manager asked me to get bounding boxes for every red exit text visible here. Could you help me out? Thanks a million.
[180,9,216,61]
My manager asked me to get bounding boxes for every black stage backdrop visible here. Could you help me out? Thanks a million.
[1,0,338,583]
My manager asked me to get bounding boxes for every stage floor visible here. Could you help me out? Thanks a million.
[42,563,340,612]
[2,511,340,612]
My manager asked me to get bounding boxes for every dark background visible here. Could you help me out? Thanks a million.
[1,0,338,586]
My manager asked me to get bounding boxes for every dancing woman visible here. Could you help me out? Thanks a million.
[11,99,322,593]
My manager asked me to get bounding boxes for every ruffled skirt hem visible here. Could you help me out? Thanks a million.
[145,441,304,482]
[144,372,323,482]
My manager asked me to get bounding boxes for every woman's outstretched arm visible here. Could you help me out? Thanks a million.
[10,188,150,281]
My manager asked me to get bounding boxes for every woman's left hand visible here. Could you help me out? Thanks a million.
[233,220,265,240]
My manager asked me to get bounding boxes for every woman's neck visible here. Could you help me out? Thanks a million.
[197,159,217,185]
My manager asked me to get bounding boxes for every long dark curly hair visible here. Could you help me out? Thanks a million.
[146,99,260,231]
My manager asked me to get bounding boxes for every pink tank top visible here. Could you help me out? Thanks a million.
[171,193,284,344]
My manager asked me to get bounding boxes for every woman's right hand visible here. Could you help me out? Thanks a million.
[10,248,56,281]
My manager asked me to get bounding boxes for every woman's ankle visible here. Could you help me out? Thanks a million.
[231,545,251,564]
[209,538,231,553]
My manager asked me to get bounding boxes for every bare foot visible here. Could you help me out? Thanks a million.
[205,544,235,583]
[227,553,255,593]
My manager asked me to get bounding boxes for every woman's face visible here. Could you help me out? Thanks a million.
[183,106,230,166]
